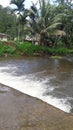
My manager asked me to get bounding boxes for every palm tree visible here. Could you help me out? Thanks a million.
[28,0,65,46]
[10,0,25,41]
[20,9,29,41]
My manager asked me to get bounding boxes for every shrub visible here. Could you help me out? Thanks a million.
[3,46,16,54]
[56,40,64,48]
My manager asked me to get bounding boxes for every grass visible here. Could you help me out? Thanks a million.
[15,41,72,56]
[0,41,17,56]
[15,41,44,56]
[0,40,73,57]
[50,56,62,59]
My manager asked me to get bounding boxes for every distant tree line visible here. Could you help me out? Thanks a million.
[0,0,73,48]
[0,5,18,39]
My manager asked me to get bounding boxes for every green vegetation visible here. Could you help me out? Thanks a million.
[0,5,17,39]
[0,41,17,56]
[0,0,73,57]
[50,56,62,59]
[15,41,73,56]
[0,41,72,57]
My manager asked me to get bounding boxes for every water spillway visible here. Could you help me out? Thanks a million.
[0,57,73,113]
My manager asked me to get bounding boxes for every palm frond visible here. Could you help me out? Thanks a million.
[53,13,64,22]
[46,22,61,30]
[50,30,66,36]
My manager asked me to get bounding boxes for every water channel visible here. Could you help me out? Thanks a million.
[0,57,73,113]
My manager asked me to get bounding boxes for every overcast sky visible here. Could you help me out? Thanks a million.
[0,0,38,8]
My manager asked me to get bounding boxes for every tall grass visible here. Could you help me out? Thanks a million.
[15,41,71,56]
[0,41,16,56]
[0,40,73,57]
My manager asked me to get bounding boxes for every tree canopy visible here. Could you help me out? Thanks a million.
[0,5,17,39]
[0,0,73,48]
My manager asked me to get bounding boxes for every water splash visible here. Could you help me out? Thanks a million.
[0,66,71,113]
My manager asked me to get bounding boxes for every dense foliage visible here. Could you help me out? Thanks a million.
[0,0,73,49]
[0,5,17,39]
[0,41,73,57]
[28,0,73,48]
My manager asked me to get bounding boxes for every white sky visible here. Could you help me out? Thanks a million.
[0,0,38,8]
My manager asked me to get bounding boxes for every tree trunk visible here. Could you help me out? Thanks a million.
[18,22,20,41]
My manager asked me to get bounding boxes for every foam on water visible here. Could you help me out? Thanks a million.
[0,66,71,113]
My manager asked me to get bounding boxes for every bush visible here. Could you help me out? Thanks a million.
[0,41,4,56]
[56,40,64,48]
[15,41,71,56]
[0,41,72,57]
[15,42,43,55]
[3,46,16,54]
[53,48,69,55]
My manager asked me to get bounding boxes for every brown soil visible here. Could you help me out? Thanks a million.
[0,84,73,130]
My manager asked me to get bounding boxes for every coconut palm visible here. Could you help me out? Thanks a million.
[10,0,25,41]
[19,9,29,41]
[28,0,65,46]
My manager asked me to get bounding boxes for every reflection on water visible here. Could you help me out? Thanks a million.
[0,57,73,113]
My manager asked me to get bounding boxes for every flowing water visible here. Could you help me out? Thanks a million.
[0,57,73,113]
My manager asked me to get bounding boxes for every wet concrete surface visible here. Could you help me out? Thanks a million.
[0,85,73,130]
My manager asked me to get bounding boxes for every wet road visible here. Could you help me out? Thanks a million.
[0,85,73,130]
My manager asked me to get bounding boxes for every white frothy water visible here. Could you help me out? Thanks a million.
[0,66,71,113]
